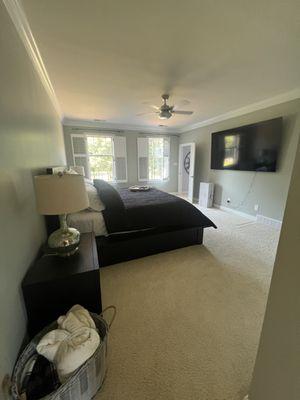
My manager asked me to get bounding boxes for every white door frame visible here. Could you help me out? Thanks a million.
[178,142,196,201]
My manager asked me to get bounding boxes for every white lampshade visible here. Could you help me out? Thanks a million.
[34,174,89,215]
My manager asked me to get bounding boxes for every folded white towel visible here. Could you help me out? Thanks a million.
[36,305,100,381]
[36,329,69,362]
[57,304,96,332]
[55,327,100,380]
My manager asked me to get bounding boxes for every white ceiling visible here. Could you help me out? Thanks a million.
[22,0,300,133]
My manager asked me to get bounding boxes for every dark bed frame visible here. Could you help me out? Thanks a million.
[46,215,203,267]
[96,227,203,266]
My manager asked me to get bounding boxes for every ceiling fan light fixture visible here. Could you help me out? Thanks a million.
[159,110,172,119]
[137,94,194,120]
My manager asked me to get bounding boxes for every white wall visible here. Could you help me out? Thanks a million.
[180,99,300,220]
[249,115,300,400]
[63,126,179,192]
[0,3,65,380]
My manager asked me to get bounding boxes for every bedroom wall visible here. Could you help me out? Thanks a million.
[0,3,65,381]
[249,119,300,400]
[63,126,179,192]
[179,99,300,221]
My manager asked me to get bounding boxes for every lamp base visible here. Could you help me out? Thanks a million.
[48,214,80,257]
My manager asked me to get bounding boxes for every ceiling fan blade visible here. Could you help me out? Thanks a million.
[172,110,194,115]
[136,111,158,116]
[173,99,191,108]
[142,102,160,110]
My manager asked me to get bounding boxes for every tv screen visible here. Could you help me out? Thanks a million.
[211,117,282,172]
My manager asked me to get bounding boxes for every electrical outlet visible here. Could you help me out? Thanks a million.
[254,204,259,212]
[227,198,231,203]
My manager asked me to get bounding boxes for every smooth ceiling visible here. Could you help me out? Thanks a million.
[22,0,300,130]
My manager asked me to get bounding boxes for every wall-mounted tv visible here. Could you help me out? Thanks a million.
[211,117,282,172]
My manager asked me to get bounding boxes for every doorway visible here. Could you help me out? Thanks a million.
[178,142,195,202]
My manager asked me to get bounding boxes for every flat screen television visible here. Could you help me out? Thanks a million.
[211,117,282,172]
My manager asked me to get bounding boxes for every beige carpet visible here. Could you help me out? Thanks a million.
[97,208,280,400]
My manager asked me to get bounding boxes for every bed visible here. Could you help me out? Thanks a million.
[45,169,216,266]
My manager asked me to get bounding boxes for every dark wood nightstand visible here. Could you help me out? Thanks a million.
[22,232,102,338]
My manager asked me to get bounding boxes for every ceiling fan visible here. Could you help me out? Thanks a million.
[137,94,194,120]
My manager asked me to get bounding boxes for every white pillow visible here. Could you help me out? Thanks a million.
[65,168,78,175]
[84,177,94,185]
[85,183,105,212]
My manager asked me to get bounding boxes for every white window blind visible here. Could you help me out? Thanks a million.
[71,134,90,177]
[113,136,128,182]
[137,137,149,181]
[71,134,127,182]
[137,137,170,181]
[163,138,170,180]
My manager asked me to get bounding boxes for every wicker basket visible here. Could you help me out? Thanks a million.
[11,307,116,400]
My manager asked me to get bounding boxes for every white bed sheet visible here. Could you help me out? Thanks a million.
[67,210,108,237]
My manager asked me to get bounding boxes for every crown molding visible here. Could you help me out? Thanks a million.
[62,117,180,135]
[3,0,62,117]
[178,88,300,133]
[64,89,300,135]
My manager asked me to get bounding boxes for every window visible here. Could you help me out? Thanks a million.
[87,136,114,180]
[137,137,170,181]
[71,134,127,182]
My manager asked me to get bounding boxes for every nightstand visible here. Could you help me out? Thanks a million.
[22,232,102,338]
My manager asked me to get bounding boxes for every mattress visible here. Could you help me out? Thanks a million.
[67,210,108,236]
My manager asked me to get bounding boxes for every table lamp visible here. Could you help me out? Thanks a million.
[34,174,89,256]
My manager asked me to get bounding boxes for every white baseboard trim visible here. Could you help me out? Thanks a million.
[213,204,282,229]
[257,214,282,230]
[213,204,257,221]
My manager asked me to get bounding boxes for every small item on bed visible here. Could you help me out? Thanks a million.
[129,185,151,192]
